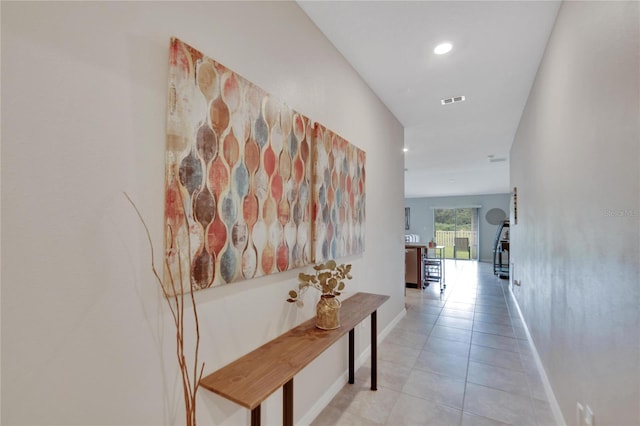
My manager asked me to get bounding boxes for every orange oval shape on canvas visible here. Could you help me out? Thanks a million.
[223,73,241,112]
[210,96,230,135]
[223,130,240,167]
[263,196,277,224]
[244,139,260,175]
[261,243,275,274]
[243,193,259,229]
[264,146,276,177]
[207,214,227,256]
[276,242,289,272]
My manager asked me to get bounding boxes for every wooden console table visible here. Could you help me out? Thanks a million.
[200,292,389,426]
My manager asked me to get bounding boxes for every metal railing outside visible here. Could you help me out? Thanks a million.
[434,230,478,259]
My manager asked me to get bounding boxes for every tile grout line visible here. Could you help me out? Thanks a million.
[457,277,478,426]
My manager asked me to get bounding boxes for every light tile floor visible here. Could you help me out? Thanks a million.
[312,261,557,426]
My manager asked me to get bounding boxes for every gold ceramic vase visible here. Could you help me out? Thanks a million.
[316,295,341,330]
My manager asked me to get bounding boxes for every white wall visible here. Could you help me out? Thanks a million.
[1,2,405,425]
[404,193,510,262]
[510,2,639,425]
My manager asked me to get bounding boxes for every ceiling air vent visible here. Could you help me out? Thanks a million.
[488,156,507,163]
[441,95,466,106]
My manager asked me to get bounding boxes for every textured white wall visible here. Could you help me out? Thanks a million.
[510,2,639,425]
[1,2,405,425]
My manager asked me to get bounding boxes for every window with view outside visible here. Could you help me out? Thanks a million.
[434,208,478,260]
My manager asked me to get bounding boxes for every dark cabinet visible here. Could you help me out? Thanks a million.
[405,244,426,288]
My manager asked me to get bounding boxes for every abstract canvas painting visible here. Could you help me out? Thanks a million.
[164,38,312,292]
[312,124,366,262]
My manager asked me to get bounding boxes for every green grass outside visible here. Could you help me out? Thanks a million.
[436,246,474,260]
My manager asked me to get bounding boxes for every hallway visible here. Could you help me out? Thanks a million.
[312,262,557,425]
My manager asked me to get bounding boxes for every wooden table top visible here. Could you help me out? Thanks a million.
[200,292,390,409]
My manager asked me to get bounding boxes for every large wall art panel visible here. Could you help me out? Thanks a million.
[165,38,313,292]
[312,124,366,262]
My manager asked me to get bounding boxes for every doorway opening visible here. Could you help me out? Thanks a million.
[434,208,478,260]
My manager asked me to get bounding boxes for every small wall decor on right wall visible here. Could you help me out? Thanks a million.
[513,186,518,224]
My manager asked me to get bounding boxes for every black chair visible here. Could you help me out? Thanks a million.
[454,237,471,259]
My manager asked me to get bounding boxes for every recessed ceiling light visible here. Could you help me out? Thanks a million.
[403,147,409,152]
[434,42,453,55]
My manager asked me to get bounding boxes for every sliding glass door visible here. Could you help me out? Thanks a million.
[434,208,478,260]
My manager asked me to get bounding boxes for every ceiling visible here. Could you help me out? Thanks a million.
[298,1,561,198]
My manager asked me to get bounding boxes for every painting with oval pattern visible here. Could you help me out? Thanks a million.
[165,37,313,293]
[311,124,366,262]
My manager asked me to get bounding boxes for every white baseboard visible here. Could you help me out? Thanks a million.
[508,285,566,426]
[296,368,350,426]
[296,307,407,426]
[379,306,407,342]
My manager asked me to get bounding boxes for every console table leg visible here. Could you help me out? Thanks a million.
[349,329,355,384]
[283,379,293,426]
[251,405,260,426]
[371,310,378,391]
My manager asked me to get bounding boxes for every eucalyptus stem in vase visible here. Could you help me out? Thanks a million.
[286,260,352,329]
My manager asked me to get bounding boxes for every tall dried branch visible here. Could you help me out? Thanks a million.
[125,192,203,426]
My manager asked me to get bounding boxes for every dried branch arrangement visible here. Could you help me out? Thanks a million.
[125,192,203,426]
